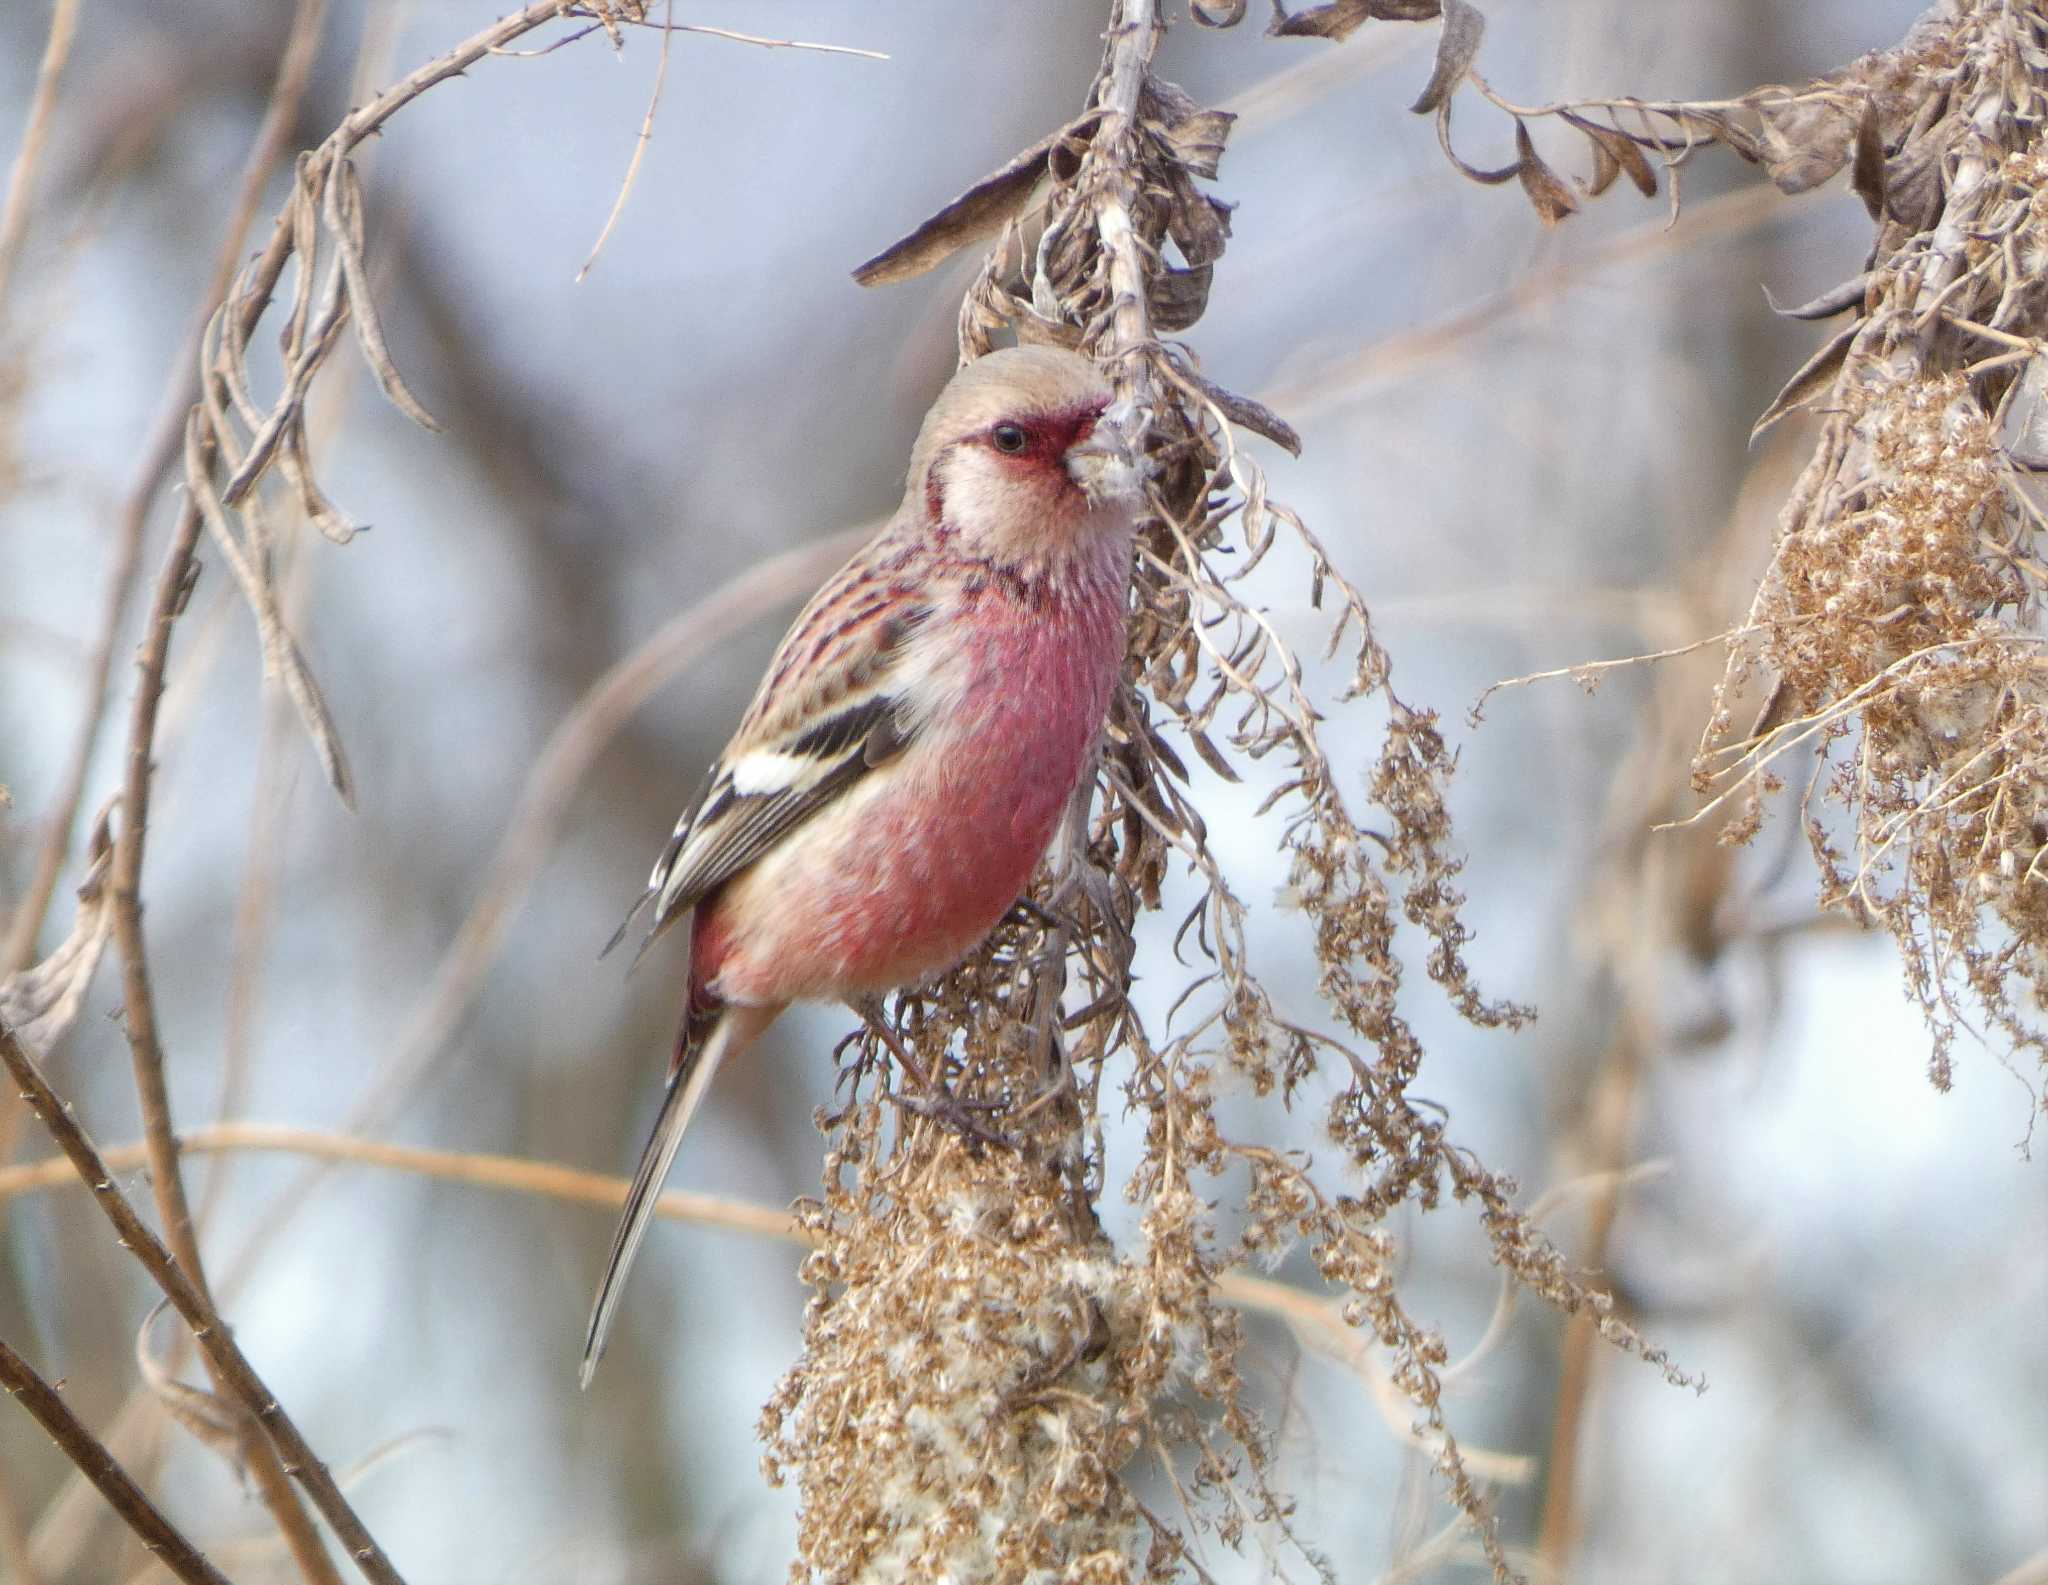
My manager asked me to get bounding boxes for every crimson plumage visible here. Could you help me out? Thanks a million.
[582,346,1144,1383]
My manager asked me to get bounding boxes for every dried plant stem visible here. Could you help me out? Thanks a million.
[0,1119,1527,1482]
[0,0,79,314]
[0,1020,403,1585]
[0,0,330,984]
[0,1338,234,1585]
[111,493,349,1585]
[576,0,674,283]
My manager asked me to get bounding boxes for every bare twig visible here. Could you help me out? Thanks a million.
[104,487,352,1585]
[0,1117,1524,1481]
[1,0,330,981]
[576,0,675,282]
[0,1019,405,1585]
[0,1338,235,1585]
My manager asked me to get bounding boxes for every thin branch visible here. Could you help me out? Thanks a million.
[0,1123,799,1241]
[0,1338,235,1585]
[576,0,675,283]
[1,0,330,984]
[0,1020,405,1585]
[571,10,889,60]
[112,488,351,1585]
[0,1116,1526,1485]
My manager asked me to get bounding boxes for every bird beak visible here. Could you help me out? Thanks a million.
[1064,405,1145,507]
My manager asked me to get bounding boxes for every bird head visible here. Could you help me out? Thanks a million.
[910,346,1146,577]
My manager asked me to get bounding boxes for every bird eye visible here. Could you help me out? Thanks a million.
[991,423,1029,454]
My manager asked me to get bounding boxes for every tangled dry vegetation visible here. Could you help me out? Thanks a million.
[2,0,2040,1583]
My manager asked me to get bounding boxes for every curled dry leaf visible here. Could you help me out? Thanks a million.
[136,1301,247,1477]
[1189,0,1247,26]
[1755,95,1860,194]
[1850,99,1888,221]
[1513,120,1579,224]
[1408,0,1483,116]
[1560,110,1658,198]
[1761,273,1872,321]
[184,410,358,810]
[851,120,1094,287]
[1143,77,1236,180]
[1149,262,1214,331]
[1432,94,1518,185]
[1269,0,1440,42]
[1750,320,1857,441]
[1181,366,1302,456]
[0,805,116,1054]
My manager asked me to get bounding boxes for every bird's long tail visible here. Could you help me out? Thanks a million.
[580,1002,778,1387]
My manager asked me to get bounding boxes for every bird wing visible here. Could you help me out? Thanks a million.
[606,546,932,959]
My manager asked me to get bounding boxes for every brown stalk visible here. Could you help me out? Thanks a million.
[0,1019,403,1585]
[0,1119,1530,1482]
[106,493,357,1585]
[1,0,330,982]
[0,1338,235,1585]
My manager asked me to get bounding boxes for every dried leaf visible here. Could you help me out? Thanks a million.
[137,1302,246,1474]
[1999,354,2048,471]
[1150,263,1214,332]
[327,156,440,434]
[1166,166,1233,267]
[1761,273,1871,321]
[1166,109,1236,179]
[1187,727,1244,784]
[0,808,115,1054]
[1269,0,1439,42]
[1008,305,1083,349]
[185,412,358,810]
[1408,0,1483,116]
[282,420,362,544]
[1190,0,1247,27]
[1513,121,1579,225]
[1144,79,1235,179]
[1849,100,1887,221]
[1434,96,1519,185]
[1561,111,1657,197]
[1883,129,1946,230]
[275,628,358,813]
[1754,97,1856,194]
[1751,321,1857,441]
[853,124,1083,288]
[1184,369,1302,456]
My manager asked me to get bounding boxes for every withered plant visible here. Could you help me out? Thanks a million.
[1,1,2038,1583]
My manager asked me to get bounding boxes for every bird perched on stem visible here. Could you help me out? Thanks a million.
[583,345,1145,1384]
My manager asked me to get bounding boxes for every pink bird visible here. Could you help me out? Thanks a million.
[583,346,1145,1382]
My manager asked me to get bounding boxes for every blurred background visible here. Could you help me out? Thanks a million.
[1,2,2042,1581]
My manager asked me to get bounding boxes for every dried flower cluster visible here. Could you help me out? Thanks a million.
[1313,0,2048,1100]
[1672,3,2048,1105]
[764,4,1693,1581]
